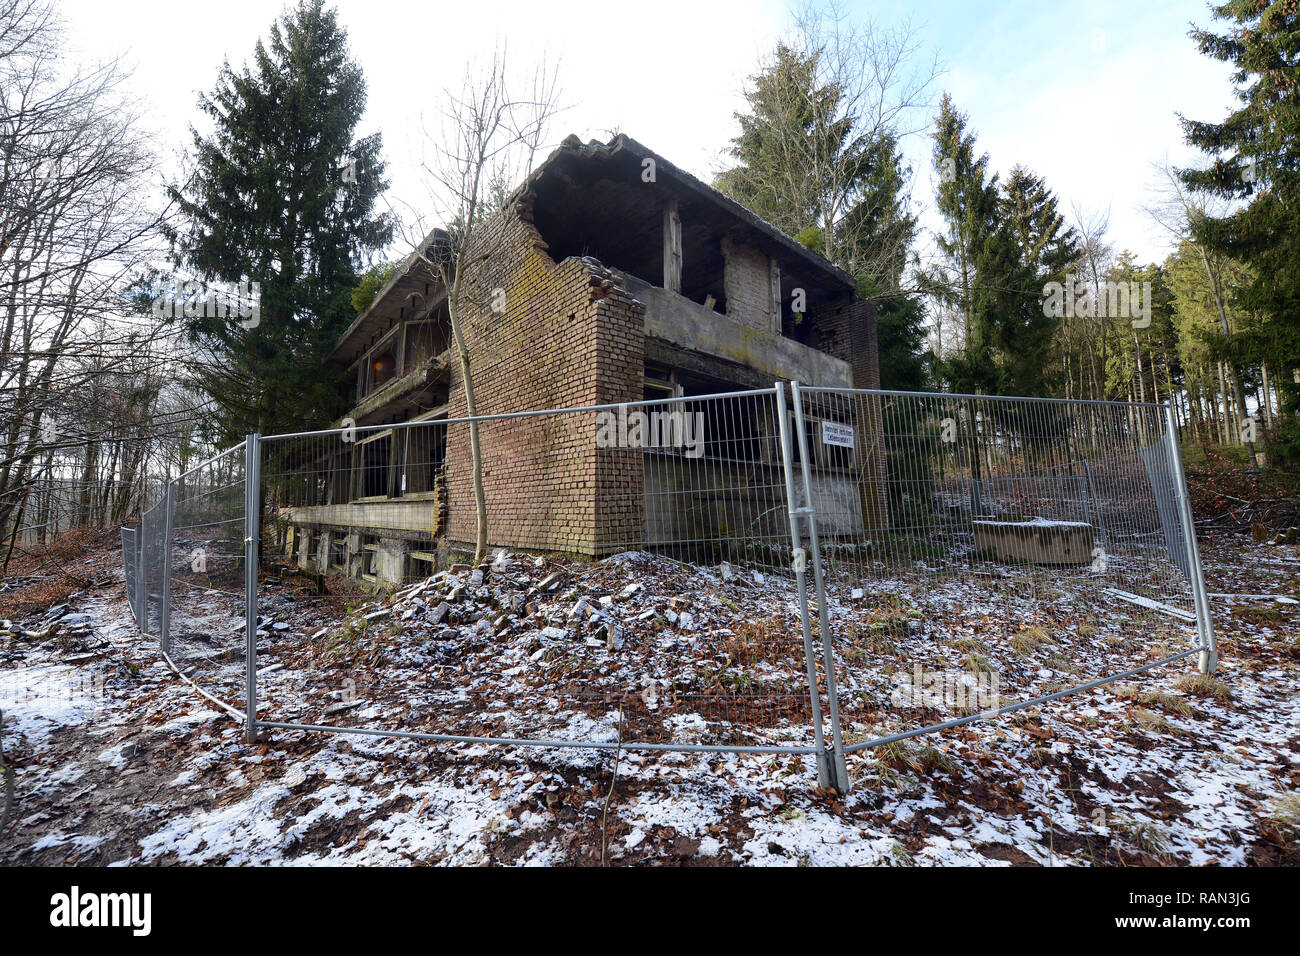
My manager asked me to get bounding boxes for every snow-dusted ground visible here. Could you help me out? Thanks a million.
[0,534,1295,866]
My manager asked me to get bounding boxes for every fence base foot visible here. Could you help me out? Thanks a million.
[1198,648,1218,675]
[245,720,258,746]
[817,750,851,795]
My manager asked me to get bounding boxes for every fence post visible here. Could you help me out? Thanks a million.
[1162,403,1218,674]
[244,434,261,745]
[775,384,833,790]
[789,382,851,793]
[160,481,174,655]
[135,523,146,635]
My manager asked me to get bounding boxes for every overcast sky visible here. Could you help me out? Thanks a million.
[58,0,1236,266]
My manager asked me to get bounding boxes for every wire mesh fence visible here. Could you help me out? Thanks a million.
[122,526,140,627]
[119,383,1217,791]
[788,385,1213,772]
[160,444,250,715]
[251,389,821,754]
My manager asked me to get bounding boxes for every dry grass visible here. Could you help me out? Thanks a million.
[1115,684,1193,717]
[1010,626,1051,658]
[1113,817,1174,862]
[1174,673,1233,701]
[319,615,400,668]
[1132,707,1183,735]
[723,619,792,667]
[1265,794,1300,847]
[849,729,958,781]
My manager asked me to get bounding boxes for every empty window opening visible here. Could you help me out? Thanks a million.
[356,433,393,499]
[399,423,446,496]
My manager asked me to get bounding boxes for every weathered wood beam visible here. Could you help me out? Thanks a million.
[663,198,682,294]
[768,257,782,333]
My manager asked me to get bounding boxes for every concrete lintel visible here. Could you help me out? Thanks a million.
[336,355,450,427]
[628,277,852,387]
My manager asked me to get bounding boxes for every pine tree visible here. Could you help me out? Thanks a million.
[925,94,1000,393]
[716,42,928,389]
[1180,0,1300,458]
[926,98,1077,397]
[164,0,393,439]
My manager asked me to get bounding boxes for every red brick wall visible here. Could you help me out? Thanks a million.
[442,199,646,556]
[809,296,880,390]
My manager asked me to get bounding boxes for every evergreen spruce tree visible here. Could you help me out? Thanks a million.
[164,0,393,439]
[925,94,1000,394]
[1180,0,1300,458]
[716,44,929,390]
[926,98,1077,397]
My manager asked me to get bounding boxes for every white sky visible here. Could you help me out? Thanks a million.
[57,0,1237,266]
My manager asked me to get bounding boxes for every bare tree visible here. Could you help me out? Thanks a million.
[392,45,561,562]
[0,0,164,545]
[1147,162,1253,455]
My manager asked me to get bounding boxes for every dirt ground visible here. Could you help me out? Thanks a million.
[0,516,1296,867]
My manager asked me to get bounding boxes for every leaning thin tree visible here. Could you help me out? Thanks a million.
[398,47,560,564]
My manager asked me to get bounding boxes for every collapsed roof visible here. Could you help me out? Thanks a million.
[334,133,856,363]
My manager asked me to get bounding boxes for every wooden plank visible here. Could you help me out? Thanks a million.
[663,199,682,294]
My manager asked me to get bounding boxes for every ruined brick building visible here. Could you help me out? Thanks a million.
[280,134,883,585]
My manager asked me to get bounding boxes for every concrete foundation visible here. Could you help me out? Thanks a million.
[973,517,1095,566]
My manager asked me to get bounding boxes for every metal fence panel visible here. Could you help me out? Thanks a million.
[251,389,823,755]
[121,526,139,626]
[115,383,1217,793]
[789,385,1213,777]
[158,443,249,714]
[140,500,167,636]
[1141,434,1191,580]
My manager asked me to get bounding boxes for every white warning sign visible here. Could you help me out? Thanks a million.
[821,420,855,449]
